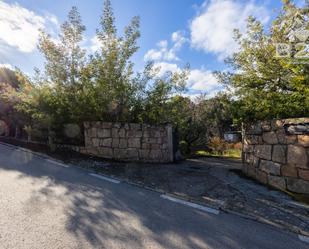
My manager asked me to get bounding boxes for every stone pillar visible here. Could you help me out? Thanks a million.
[166,124,174,162]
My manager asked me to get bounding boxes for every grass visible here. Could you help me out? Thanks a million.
[195,149,242,159]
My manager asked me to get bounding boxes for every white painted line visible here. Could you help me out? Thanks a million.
[298,235,309,244]
[89,173,120,184]
[45,159,69,168]
[160,194,220,215]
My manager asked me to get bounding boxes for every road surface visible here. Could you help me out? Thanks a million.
[0,143,307,249]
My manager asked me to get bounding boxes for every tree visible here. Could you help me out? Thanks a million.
[216,0,309,122]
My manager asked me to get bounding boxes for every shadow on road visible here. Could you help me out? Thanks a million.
[0,144,306,249]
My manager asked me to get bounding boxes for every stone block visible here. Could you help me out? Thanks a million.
[271,119,284,130]
[256,170,268,184]
[100,138,112,147]
[298,169,309,181]
[268,175,286,190]
[260,160,281,175]
[286,124,309,135]
[90,127,97,138]
[247,164,256,178]
[139,149,150,159]
[102,122,112,128]
[98,147,113,158]
[244,135,261,145]
[261,121,271,132]
[112,138,119,148]
[149,149,163,160]
[119,128,126,138]
[114,148,127,159]
[98,129,111,138]
[130,123,141,130]
[84,122,90,129]
[272,145,286,164]
[92,138,100,147]
[112,128,119,137]
[243,144,254,153]
[281,164,298,177]
[286,178,309,194]
[119,139,127,149]
[298,135,309,147]
[245,123,262,135]
[142,143,151,150]
[276,129,297,144]
[287,145,308,168]
[254,145,272,160]
[127,148,139,159]
[113,123,121,128]
[262,131,278,144]
[128,138,141,148]
[151,144,161,150]
[143,130,150,137]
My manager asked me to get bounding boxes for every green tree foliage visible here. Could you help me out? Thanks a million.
[8,0,188,132]
[217,0,309,122]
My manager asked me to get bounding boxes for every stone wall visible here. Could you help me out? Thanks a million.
[243,118,309,195]
[67,122,174,163]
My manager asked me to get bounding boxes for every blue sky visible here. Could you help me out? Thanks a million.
[0,0,305,97]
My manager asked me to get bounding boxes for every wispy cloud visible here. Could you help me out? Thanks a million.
[0,1,58,53]
[144,30,187,62]
[153,62,223,96]
[190,0,270,60]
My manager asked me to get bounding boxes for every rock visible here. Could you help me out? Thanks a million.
[246,123,262,135]
[112,138,119,148]
[254,145,272,160]
[149,149,162,160]
[256,170,268,184]
[298,135,309,147]
[102,122,112,128]
[98,147,113,158]
[130,123,141,130]
[128,138,141,148]
[298,169,309,181]
[243,144,254,153]
[272,145,286,164]
[139,149,150,159]
[114,148,127,159]
[244,135,261,145]
[100,138,112,147]
[112,128,119,138]
[118,128,126,138]
[287,145,308,168]
[286,178,309,194]
[281,164,298,177]
[98,129,111,138]
[119,139,127,149]
[127,148,139,159]
[262,131,278,144]
[261,121,271,132]
[271,119,284,130]
[92,138,100,147]
[276,129,297,144]
[268,175,286,190]
[260,160,281,175]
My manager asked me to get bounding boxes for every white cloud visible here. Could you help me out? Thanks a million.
[89,35,101,52]
[153,62,181,77]
[0,63,14,70]
[190,0,270,59]
[144,31,187,62]
[153,62,223,96]
[0,1,58,53]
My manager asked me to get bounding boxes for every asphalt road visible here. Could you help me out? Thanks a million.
[0,143,307,249]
